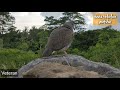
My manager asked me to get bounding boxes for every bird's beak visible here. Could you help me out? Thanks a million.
[73,25,75,30]
[74,27,75,30]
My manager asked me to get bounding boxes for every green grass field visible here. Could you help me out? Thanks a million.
[0,48,39,69]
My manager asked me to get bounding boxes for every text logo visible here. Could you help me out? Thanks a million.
[0,69,18,77]
[93,13,118,26]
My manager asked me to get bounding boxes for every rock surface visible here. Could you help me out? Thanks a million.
[17,54,120,78]
[22,62,105,78]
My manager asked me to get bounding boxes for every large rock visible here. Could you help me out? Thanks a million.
[17,54,120,78]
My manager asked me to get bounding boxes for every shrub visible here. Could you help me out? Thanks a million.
[0,48,39,69]
[0,39,3,48]
[83,37,120,68]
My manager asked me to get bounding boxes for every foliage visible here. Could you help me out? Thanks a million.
[0,12,15,34]
[17,42,29,51]
[82,29,120,68]
[2,26,51,53]
[71,30,100,51]
[0,48,39,69]
[44,12,86,31]
[0,38,3,48]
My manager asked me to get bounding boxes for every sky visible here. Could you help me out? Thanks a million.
[10,12,120,30]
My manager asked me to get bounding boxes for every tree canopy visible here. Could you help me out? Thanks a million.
[0,12,15,34]
[44,12,86,31]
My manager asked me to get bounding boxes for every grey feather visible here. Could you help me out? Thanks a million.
[42,48,53,57]
[42,21,74,57]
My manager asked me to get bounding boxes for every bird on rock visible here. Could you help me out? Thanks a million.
[43,21,74,57]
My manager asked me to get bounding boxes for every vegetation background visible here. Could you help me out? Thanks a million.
[0,12,120,70]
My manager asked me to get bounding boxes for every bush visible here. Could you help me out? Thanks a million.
[83,37,120,68]
[0,48,39,69]
[0,38,3,48]
[17,42,29,51]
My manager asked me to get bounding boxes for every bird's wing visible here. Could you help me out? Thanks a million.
[46,27,73,50]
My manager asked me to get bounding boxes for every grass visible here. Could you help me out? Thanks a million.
[0,48,39,70]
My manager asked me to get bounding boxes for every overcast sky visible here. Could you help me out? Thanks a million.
[10,12,120,31]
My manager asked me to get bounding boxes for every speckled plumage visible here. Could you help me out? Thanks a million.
[43,21,74,57]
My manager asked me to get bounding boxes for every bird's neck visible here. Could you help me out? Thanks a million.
[63,25,72,30]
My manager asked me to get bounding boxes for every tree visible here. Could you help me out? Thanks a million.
[0,38,3,48]
[44,12,86,31]
[3,28,21,48]
[38,30,49,53]
[98,32,110,45]
[17,42,29,51]
[102,25,112,30]
[0,12,15,34]
[71,30,100,51]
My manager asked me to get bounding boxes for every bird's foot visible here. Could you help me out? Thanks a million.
[62,55,71,66]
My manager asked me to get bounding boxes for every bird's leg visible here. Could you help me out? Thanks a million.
[62,51,70,66]
[63,56,70,66]
[52,51,56,55]
[52,51,61,57]
[63,51,68,55]
[52,51,57,57]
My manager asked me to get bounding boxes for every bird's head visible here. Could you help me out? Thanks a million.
[63,21,75,30]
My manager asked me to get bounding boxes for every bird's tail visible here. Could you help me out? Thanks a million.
[42,48,53,57]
